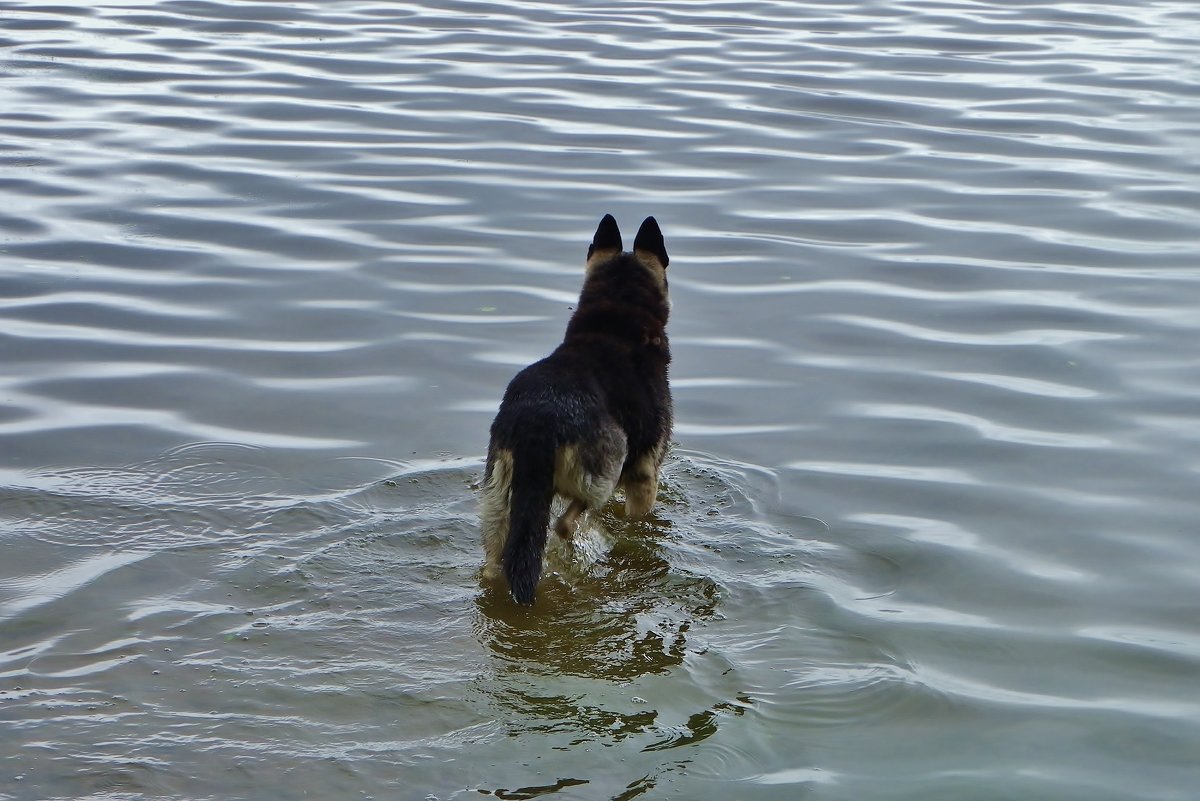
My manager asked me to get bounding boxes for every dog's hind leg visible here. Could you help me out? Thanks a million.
[553,422,626,538]
[622,444,667,518]
[554,498,587,540]
[479,448,513,580]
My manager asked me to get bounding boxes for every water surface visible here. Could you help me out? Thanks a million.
[2,1,1199,799]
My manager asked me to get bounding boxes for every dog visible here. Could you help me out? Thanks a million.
[479,215,672,604]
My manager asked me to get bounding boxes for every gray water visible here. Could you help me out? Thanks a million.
[2,1,1199,799]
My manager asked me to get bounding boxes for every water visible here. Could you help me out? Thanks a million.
[2,1,1199,798]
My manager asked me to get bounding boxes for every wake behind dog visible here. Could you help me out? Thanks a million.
[480,215,673,604]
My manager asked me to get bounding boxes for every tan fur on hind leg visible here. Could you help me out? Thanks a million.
[479,449,513,580]
[624,475,657,518]
[554,498,587,539]
[622,452,660,518]
[552,433,625,535]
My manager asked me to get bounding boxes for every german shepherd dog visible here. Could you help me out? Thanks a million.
[479,215,672,604]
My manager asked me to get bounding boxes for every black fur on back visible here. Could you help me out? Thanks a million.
[489,253,670,475]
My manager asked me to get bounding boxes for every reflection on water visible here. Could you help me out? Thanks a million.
[473,503,715,756]
[465,456,792,799]
[476,491,722,664]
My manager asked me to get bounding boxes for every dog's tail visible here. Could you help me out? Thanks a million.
[502,434,557,605]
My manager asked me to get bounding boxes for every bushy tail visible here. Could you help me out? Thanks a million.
[502,436,556,604]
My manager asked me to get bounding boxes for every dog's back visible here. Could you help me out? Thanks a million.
[480,215,672,604]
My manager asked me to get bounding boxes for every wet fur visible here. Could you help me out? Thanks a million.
[479,215,672,604]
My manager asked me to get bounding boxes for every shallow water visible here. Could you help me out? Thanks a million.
[3,1,1199,799]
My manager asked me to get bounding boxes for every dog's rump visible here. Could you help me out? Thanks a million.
[480,409,626,604]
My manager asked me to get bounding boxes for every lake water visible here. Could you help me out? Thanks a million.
[2,1,1199,799]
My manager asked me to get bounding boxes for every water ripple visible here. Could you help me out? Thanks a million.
[3,0,1199,798]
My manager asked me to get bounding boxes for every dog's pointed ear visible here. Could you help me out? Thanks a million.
[633,216,668,269]
[587,214,623,267]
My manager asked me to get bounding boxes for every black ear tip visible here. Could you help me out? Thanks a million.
[636,216,663,240]
[633,216,668,267]
[592,213,623,251]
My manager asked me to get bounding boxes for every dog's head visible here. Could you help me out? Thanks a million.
[585,214,669,295]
